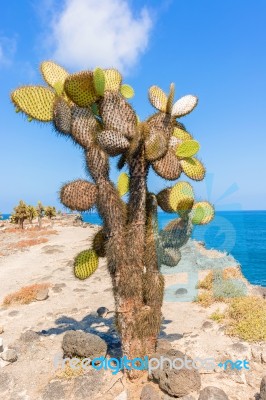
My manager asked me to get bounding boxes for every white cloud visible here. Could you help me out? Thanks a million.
[46,0,153,74]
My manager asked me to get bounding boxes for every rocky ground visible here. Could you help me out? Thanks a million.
[0,216,265,400]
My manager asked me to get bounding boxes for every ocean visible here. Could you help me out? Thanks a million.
[2,211,266,287]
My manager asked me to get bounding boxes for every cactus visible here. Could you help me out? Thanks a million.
[11,200,29,229]
[44,206,56,219]
[11,61,215,377]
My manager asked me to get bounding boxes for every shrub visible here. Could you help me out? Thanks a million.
[3,283,51,306]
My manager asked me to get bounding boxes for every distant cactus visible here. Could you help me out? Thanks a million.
[44,206,56,219]
[11,200,29,229]
[36,201,45,228]
[11,61,214,376]
[27,205,37,224]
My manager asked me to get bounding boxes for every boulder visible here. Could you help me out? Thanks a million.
[1,349,18,363]
[62,330,107,359]
[198,386,229,400]
[35,287,49,301]
[149,349,201,398]
[140,384,160,400]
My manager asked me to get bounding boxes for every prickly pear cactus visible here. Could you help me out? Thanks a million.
[11,61,214,367]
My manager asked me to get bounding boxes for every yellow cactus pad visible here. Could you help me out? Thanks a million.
[191,201,214,225]
[173,127,193,141]
[104,69,122,91]
[93,67,105,96]
[120,84,134,99]
[148,86,167,112]
[117,172,129,197]
[74,250,99,280]
[11,86,55,122]
[64,71,98,107]
[176,140,200,158]
[40,61,69,89]
[169,182,194,213]
[180,157,205,181]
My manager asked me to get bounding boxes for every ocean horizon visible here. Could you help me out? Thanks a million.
[2,210,266,288]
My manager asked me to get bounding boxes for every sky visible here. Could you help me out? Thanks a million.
[0,0,266,212]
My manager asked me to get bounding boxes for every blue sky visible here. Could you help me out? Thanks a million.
[0,0,266,212]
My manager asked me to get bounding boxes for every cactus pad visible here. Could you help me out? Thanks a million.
[148,86,167,112]
[11,86,55,122]
[176,140,200,158]
[117,172,129,196]
[160,247,181,267]
[157,188,175,213]
[172,95,198,118]
[120,84,134,99]
[166,83,175,114]
[99,91,137,139]
[180,157,205,181]
[146,112,174,139]
[173,127,192,141]
[40,61,69,89]
[60,180,98,211]
[152,150,181,180]
[71,106,100,148]
[144,130,168,161]
[169,182,194,213]
[93,67,105,96]
[93,229,106,257]
[53,97,72,134]
[74,250,99,280]
[64,71,98,107]
[97,130,130,156]
[191,201,214,225]
[104,69,122,91]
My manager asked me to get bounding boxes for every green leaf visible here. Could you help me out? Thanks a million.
[176,140,200,158]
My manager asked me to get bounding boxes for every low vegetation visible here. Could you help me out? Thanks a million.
[3,283,51,306]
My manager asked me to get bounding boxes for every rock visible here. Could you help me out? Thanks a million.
[140,384,160,400]
[97,307,109,318]
[20,330,40,342]
[73,369,105,399]
[163,395,196,400]
[251,344,262,363]
[261,376,266,400]
[0,327,4,334]
[35,287,49,301]
[115,391,127,400]
[262,349,266,364]
[198,386,229,400]
[0,338,3,353]
[226,342,251,360]
[149,350,201,398]
[62,330,107,359]
[1,349,17,363]
[0,371,14,394]
[175,288,188,296]
[156,339,172,354]
[202,321,214,331]
[42,380,66,400]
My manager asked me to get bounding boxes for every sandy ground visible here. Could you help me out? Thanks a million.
[0,217,265,400]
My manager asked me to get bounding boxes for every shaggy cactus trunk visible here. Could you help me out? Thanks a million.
[11,61,215,380]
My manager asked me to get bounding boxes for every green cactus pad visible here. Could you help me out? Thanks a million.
[40,61,69,89]
[93,67,106,96]
[191,201,214,225]
[11,86,55,122]
[148,86,167,112]
[176,140,200,158]
[173,127,192,141]
[171,95,198,118]
[180,157,205,181]
[144,130,168,161]
[60,179,98,211]
[74,250,99,280]
[152,150,181,180]
[120,84,134,99]
[117,172,129,197]
[97,130,130,156]
[169,182,194,213]
[104,69,122,91]
[54,81,64,96]
[64,71,98,107]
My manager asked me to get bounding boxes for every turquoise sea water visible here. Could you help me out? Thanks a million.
[2,211,266,287]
